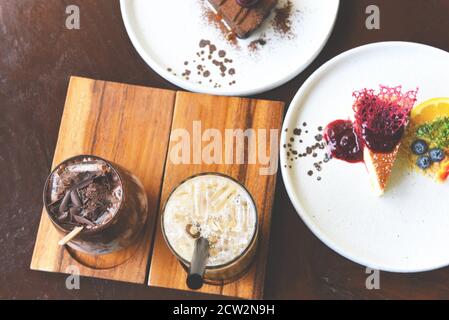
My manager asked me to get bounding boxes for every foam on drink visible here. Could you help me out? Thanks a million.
[163,174,257,267]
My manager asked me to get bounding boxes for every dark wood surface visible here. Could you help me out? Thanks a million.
[1,0,449,299]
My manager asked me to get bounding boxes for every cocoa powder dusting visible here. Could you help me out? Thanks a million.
[273,1,294,37]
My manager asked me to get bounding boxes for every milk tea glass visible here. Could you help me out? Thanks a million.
[161,173,259,283]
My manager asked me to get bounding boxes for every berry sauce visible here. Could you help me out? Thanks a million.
[324,120,363,163]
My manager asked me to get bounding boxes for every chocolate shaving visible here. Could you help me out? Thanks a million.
[70,190,82,207]
[73,214,95,227]
[48,162,119,230]
[59,190,72,213]
[69,206,82,215]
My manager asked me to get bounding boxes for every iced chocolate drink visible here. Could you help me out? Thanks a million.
[162,173,258,283]
[44,155,148,255]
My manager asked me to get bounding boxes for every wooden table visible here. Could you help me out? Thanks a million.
[1,0,449,299]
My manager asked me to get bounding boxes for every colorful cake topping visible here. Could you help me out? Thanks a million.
[415,117,449,150]
[437,161,449,182]
[416,155,432,170]
[353,86,418,153]
[404,98,449,181]
[411,139,428,155]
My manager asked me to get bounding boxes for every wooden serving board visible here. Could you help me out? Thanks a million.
[148,92,284,299]
[30,76,284,299]
[30,76,175,283]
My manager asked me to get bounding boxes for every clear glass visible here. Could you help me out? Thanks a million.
[43,155,148,255]
[161,172,259,283]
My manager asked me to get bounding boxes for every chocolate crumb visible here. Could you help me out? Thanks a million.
[248,38,267,52]
[199,39,210,48]
[284,122,332,181]
[171,39,237,88]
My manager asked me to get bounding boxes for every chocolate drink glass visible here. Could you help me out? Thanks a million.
[43,155,148,255]
[161,173,259,284]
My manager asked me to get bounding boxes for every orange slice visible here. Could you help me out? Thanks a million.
[411,97,449,125]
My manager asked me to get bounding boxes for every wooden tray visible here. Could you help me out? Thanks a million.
[30,77,284,298]
[30,77,175,283]
[148,92,284,299]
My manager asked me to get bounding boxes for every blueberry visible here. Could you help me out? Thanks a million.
[429,148,446,163]
[411,139,428,155]
[417,155,432,170]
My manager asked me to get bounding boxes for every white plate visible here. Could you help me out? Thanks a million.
[120,0,339,96]
[281,42,449,272]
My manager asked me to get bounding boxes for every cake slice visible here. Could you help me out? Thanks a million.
[353,86,418,195]
[207,0,278,39]
[363,145,401,195]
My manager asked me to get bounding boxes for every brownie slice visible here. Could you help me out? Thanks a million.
[208,0,278,39]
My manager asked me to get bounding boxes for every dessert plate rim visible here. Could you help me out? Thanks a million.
[119,0,340,96]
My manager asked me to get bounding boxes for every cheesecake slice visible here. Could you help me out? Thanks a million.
[363,145,401,195]
[353,86,418,195]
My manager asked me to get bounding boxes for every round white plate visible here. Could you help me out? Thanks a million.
[120,0,339,96]
[281,42,449,272]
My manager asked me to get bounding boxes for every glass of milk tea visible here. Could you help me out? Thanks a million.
[161,173,259,284]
